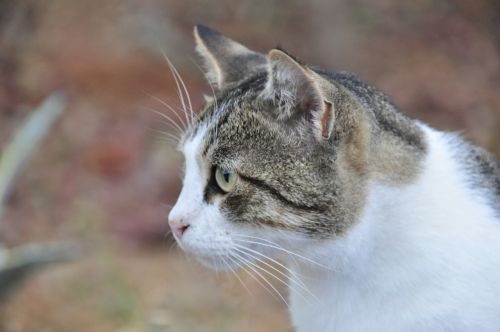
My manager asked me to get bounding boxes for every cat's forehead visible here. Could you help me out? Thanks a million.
[181,74,271,153]
[183,108,259,165]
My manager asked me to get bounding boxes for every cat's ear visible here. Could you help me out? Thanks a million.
[263,49,336,140]
[194,25,266,89]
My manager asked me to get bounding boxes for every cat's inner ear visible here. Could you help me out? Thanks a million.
[194,25,267,89]
[263,49,336,140]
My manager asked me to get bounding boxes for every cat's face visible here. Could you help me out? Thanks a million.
[168,25,369,269]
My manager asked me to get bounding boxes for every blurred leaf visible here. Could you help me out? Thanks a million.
[0,241,82,302]
[0,91,67,220]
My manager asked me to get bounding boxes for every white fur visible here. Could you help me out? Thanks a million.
[288,125,500,332]
[169,126,249,269]
[170,124,500,331]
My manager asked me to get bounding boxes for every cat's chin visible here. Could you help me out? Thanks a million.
[194,253,244,271]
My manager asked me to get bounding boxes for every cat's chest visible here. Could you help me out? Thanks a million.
[288,270,401,332]
[286,223,500,332]
[288,272,452,332]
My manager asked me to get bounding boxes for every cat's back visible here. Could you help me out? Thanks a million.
[449,135,500,213]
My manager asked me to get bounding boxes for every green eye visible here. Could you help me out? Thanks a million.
[215,167,237,193]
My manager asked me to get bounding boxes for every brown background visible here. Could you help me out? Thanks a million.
[0,1,499,331]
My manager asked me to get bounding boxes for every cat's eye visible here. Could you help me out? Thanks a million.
[214,167,237,193]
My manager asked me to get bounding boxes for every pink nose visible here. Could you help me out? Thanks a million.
[169,217,191,238]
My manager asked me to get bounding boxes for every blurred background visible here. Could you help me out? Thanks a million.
[0,0,499,331]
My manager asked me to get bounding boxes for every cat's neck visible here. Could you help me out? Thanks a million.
[289,123,498,283]
[287,125,500,330]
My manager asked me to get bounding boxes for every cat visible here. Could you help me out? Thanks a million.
[168,25,500,332]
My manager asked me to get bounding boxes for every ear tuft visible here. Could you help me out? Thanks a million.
[194,25,224,87]
[195,24,223,43]
[263,49,336,141]
[267,48,302,65]
[193,25,266,89]
[271,46,305,66]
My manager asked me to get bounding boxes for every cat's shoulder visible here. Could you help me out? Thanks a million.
[446,132,500,211]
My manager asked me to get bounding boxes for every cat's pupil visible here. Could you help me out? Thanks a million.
[223,171,230,182]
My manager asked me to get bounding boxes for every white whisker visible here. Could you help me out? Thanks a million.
[222,254,253,297]
[152,129,181,143]
[231,250,289,307]
[233,244,318,302]
[155,136,179,147]
[145,93,188,129]
[143,106,185,135]
[233,234,332,271]
[161,51,191,126]
[233,247,315,306]
[168,59,194,123]
[229,252,279,302]
[190,57,219,119]
[161,50,194,124]
[234,241,310,283]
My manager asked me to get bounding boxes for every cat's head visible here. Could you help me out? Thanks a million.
[168,25,370,270]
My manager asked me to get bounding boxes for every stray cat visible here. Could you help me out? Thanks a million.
[168,25,500,332]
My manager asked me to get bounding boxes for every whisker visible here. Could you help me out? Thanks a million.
[150,126,181,139]
[155,136,180,147]
[234,247,289,288]
[233,241,310,283]
[152,129,181,143]
[276,228,301,267]
[167,233,178,251]
[161,50,194,124]
[189,57,218,119]
[233,247,315,306]
[234,244,318,302]
[143,107,185,135]
[145,93,188,129]
[231,250,289,307]
[232,234,332,271]
[222,254,253,297]
[164,229,172,241]
[167,56,194,123]
[229,252,279,302]
[161,51,190,126]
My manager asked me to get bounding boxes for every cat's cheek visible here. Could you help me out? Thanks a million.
[176,205,237,265]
